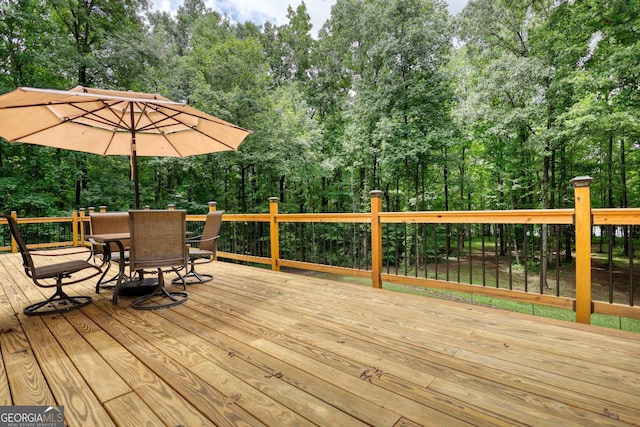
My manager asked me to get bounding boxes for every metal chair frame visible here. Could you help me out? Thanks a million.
[173,210,224,285]
[88,212,131,292]
[2,213,101,316]
[128,210,188,310]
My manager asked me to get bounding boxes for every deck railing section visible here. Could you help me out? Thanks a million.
[377,211,582,313]
[275,213,372,278]
[216,213,271,265]
[591,208,640,320]
[0,212,79,252]
[2,176,640,324]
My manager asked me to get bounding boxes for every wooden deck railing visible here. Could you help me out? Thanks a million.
[2,176,640,324]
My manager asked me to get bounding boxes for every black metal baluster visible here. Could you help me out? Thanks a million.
[508,224,513,290]
[523,224,529,293]
[482,224,486,287]
[468,224,473,285]
[495,224,499,288]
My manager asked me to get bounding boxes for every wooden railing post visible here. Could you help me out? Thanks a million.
[167,204,175,211]
[208,201,217,212]
[571,176,593,324]
[10,211,17,253]
[99,206,107,213]
[269,197,280,271]
[72,210,79,246]
[79,208,86,244]
[371,190,383,289]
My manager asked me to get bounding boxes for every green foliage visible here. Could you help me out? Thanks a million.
[0,0,638,221]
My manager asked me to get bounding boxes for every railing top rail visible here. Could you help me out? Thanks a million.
[222,213,270,222]
[0,216,75,224]
[275,213,370,223]
[593,208,640,225]
[380,209,575,224]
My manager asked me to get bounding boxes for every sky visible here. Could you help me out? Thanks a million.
[152,0,469,36]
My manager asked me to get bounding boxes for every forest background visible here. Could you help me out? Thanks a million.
[0,0,638,217]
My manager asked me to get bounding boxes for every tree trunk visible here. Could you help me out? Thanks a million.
[621,137,629,256]
[280,174,286,205]
[443,145,449,212]
[240,164,247,213]
[540,151,550,290]
[607,130,614,208]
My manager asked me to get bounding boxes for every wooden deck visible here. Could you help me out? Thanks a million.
[0,250,639,426]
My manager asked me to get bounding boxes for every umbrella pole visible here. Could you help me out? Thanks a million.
[132,149,140,209]
[131,107,140,209]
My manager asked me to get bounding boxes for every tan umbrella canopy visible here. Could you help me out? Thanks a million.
[0,86,252,207]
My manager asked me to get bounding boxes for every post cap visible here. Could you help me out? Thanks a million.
[370,190,384,198]
[269,197,280,203]
[570,176,593,188]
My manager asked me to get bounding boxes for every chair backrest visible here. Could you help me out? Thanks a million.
[200,210,224,252]
[90,212,130,252]
[2,213,36,278]
[128,210,187,272]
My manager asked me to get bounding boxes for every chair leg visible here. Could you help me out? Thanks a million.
[131,270,188,310]
[171,259,213,285]
[171,268,187,290]
[24,282,92,316]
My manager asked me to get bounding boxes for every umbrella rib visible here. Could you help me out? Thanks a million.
[76,100,136,132]
[137,103,238,154]
[99,100,132,155]
[148,104,243,151]
[0,98,108,110]
[0,99,129,143]
[157,103,249,131]
[136,103,187,156]
[5,122,64,142]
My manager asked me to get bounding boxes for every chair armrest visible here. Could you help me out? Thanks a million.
[30,248,92,257]
[186,235,219,244]
[185,234,203,243]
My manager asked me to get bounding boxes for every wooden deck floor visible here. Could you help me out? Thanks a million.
[0,250,639,426]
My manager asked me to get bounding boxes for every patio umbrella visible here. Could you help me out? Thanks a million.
[0,86,252,208]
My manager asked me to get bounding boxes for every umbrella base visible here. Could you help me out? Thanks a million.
[130,274,188,310]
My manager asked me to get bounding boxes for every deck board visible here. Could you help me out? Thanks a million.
[0,250,639,426]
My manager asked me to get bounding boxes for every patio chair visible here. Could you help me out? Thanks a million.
[2,213,101,316]
[128,210,188,310]
[88,212,130,292]
[172,210,224,285]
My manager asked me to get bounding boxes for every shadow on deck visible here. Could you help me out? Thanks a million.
[0,250,639,426]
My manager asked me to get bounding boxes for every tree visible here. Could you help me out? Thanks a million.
[319,0,454,211]
[0,0,69,91]
[48,0,150,87]
[262,3,314,86]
